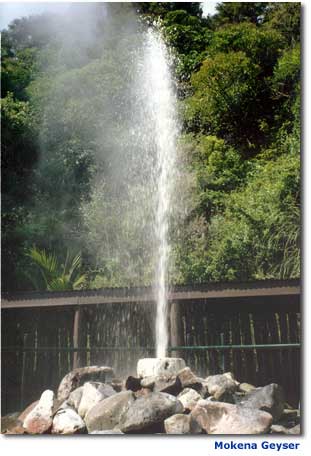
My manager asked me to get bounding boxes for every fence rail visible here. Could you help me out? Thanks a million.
[2,279,301,415]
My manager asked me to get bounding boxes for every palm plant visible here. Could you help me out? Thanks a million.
[26,247,87,291]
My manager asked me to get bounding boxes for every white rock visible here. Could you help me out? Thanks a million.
[137,358,186,378]
[78,382,115,418]
[177,388,202,411]
[52,407,86,434]
[67,386,84,411]
[164,414,201,434]
[191,401,272,434]
[164,414,190,434]
[205,372,239,400]
[23,390,54,434]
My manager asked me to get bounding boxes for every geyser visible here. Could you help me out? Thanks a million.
[142,28,180,358]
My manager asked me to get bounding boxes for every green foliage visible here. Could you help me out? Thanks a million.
[174,149,300,283]
[135,3,203,18]
[185,51,262,150]
[1,92,33,130]
[183,134,248,217]
[1,47,38,100]
[1,2,301,290]
[264,3,300,46]
[26,247,87,291]
[213,2,269,26]
[205,151,300,281]
[208,22,284,73]
[272,44,300,134]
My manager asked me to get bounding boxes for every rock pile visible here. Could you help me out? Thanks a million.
[1,359,300,435]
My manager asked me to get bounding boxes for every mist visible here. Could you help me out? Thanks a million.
[18,2,188,291]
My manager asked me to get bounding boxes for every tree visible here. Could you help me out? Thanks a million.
[213,2,269,27]
[134,3,203,18]
[264,2,300,46]
[184,134,248,218]
[184,51,263,152]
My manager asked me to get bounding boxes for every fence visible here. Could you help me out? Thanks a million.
[2,279,300,415]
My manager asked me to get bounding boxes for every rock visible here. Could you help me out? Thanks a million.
[240,383,285,422]
[270,424,289,434]
[177,388,202,412]
[78,382,116,418]
[57,365,114,402]
[141,376,156,389]
[177,367,202,391]
[270,424,300,435]
[277,408,299,427]
[3,425,26,434]
[137,358,186,378]
[119,392,184,433]
[23,390,55,434]
[153,375,182,395]
[85,391,135,433]
[90,430,124,434]
[67,386,84,411]
[239,383,256,393]
[287,424,301,434]
[164,414,201,434]
[54,400,73,412]
[282,408,299,420]
[52,407,86,434]
[125,376,141,392]
[134,388,152,398]
[205,372,239,400]
[191,400,272,434]
[18,401,39,423]
[1,412,24,434]
[194,377,210,397]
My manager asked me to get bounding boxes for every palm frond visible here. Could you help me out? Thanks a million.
[27,247,58,277]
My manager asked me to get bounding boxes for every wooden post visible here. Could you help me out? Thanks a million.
[170,302,184,359]
[73,307,82,369]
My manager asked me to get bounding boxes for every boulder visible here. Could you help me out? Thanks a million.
[270,424,300,435]
[205,372,239,400]
[240,383,285,422]
[119,392,183,433]
[78,382,116,418]
[191,400,272,434]
[194,377,210,398]
[177,367,202,391]
[135,387,153,398]
[85,391,135,432]
[239,383,256,393]
[177,388,202,412]
[276,408,299,427]
[137,358,186,378]
[1,412,24,434]
[18,401,39,424]
[164,414,201,434]
[23,390,55,434]
[140,376,156,389]
[57,365,114,402]
[153,375,182,395]
[67,386,84,411]
[52,407,86,434]
[287,424,301,435]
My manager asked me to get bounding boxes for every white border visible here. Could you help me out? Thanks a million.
[0,1,308,455]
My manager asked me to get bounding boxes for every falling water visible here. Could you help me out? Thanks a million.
[141,29,179,358]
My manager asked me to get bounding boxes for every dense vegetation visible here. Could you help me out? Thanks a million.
[1,2,300,291]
